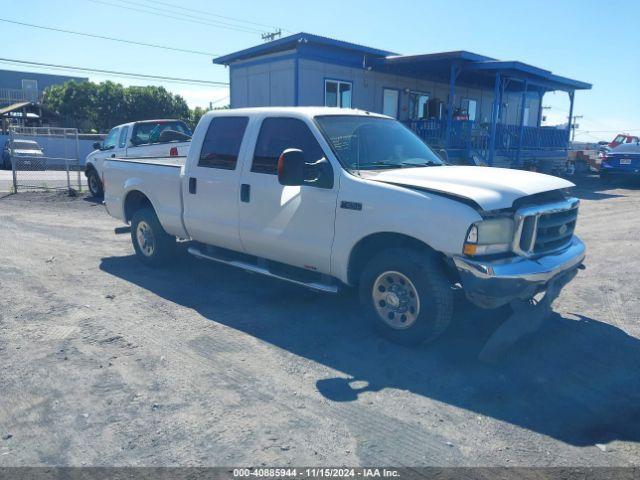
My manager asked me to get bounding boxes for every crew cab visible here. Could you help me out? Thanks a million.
[103,107,585,344]
[85,119,191,196]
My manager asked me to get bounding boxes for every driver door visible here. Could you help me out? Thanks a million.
[238,117,338,274]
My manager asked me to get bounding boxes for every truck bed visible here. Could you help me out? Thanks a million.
[103,156,188,238]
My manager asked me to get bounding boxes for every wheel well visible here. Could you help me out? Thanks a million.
[124,190,153,223]
[347,232,451,285]
[85,164,97,176]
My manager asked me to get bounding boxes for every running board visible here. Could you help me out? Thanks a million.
[187,246,339,294]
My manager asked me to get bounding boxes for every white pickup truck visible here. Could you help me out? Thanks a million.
[85,119,192,196]
[104,107,585,344]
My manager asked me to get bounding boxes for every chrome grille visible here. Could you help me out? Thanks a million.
[513,198,579,257]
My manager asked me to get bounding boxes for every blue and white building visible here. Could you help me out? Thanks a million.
[213,33,591,169]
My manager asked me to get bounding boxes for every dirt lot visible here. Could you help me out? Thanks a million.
[0,176,639,467]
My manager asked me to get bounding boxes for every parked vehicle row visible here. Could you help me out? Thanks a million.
[2,139,44,170]
[103,107,585,344]
[85,119,192,196]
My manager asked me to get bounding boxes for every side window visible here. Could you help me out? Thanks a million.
[118,126,129,148]
[198,116,249,170]
[103,128,119,149]
[251,118,325,175]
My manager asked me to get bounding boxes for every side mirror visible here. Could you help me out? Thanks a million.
[277,149,305,186]
[92,141,102,150]
[437,148,449,163]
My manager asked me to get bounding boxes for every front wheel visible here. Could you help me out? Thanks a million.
[130,208,175,266]
[87,169,103,197]
[359,248,453,345]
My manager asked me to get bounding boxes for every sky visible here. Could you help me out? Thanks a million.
[2,0,639,142]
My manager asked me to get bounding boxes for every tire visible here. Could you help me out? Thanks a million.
[358,248,453,345]
[130,208,175,266]
[87,169,103,197]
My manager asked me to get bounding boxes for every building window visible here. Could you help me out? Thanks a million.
[382,88,399,119]
[461,98,477,121]
[325,80,352,108]
[198,116,249,170]
[408,91,429,120]
[252,117,325,175]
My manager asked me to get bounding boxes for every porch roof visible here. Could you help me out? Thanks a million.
[369,52,591,92]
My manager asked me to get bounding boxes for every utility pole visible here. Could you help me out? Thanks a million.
[569,115,583,142]
[261,29,282,43]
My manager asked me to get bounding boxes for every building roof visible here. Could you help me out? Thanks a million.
[213,32,591,92]
[212,32,396,65]
[0,101,31,116]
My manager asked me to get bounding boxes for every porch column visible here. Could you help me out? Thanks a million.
[444,63,460,152]
[487,72,501,166]
[567,90,575,143]
[515,79,529,167]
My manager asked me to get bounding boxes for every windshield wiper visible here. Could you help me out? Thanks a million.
[399,160,442,168]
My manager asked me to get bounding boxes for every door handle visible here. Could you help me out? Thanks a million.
[110,153,115,158]
[240,183,250,203]
[189,177,197,194]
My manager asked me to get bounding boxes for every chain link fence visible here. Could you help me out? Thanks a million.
[5,126,84,193]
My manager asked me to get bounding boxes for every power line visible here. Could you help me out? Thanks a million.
[135,0,290,32]
[0,18,218,57]
[86,0,263,34]
[0,57,229,87]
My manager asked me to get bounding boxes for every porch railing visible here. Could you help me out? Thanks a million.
[405,119,569,167]
[0,88,40,104]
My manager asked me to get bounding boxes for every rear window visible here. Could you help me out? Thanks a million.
[132,121,192,145]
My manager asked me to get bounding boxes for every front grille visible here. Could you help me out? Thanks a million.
[514,198,579,257]
[534,207,578,254]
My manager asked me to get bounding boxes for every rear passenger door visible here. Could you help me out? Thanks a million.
[238,117,338,275]
[182,116,249,251]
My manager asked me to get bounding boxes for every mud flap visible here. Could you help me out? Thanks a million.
[478,267,582,362]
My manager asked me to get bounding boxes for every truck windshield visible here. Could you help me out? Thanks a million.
[315,115,444,171]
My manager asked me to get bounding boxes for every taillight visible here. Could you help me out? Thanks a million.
[169,147,178,156]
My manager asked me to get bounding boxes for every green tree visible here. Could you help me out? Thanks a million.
[42,81,97,131]
[94,81,127,132]
[43,81,193,132]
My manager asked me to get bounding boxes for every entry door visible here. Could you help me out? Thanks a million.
[238,117,338,274]
[182,116,249,251]
[383,88,399,118]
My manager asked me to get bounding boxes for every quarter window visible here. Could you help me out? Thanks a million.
[252,118,325,175]
[325,80,352,108]
[198,116,248,170]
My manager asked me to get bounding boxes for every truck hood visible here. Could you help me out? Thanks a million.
[366,166,574,211]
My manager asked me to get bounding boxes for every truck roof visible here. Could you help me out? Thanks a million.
[204,107,390,120]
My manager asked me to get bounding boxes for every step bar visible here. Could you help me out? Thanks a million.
[187,246,339,294]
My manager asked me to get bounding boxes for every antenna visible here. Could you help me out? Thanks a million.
[261,29,282,42]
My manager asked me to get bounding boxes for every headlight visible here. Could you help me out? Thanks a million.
[463,217,514,255]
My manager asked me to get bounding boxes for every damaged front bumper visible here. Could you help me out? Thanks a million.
[453,236,586,309]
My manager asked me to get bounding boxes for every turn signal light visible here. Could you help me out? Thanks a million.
[463,244,477,255]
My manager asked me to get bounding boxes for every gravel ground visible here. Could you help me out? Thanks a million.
[0,176,639,467]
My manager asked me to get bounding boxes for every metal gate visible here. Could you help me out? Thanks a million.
[7,126,83,193]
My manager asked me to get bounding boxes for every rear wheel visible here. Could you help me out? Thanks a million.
[130,208,175,266]
[87,169,103,197]
[359,248,453,345]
